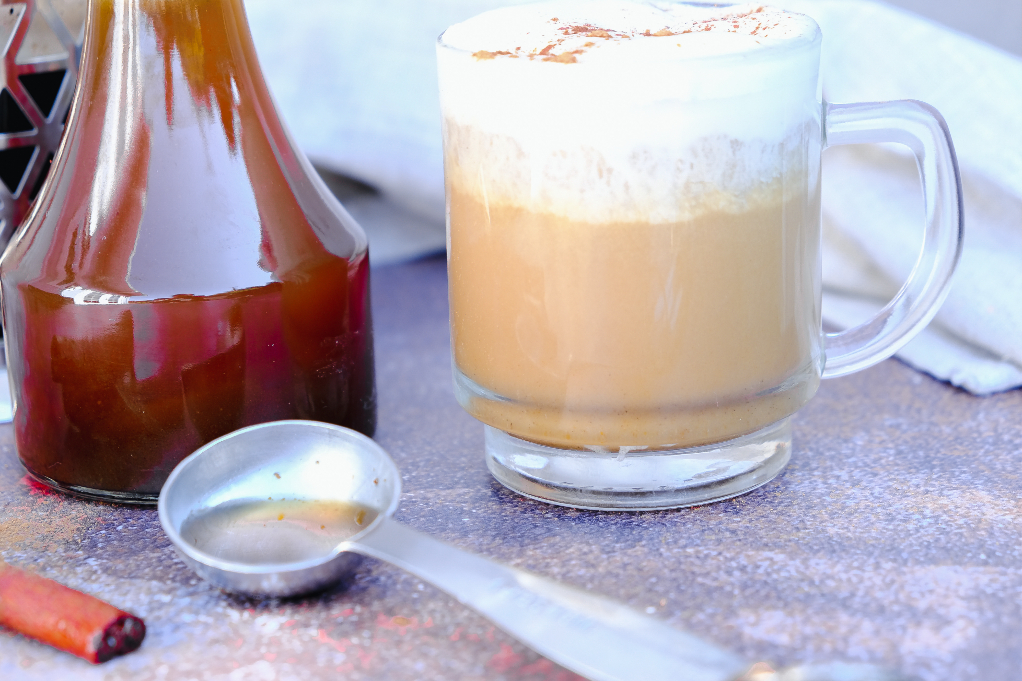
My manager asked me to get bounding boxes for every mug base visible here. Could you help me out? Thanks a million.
[485,418,791,511]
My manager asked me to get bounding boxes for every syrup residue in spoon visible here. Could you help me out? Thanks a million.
[180,499,378,565]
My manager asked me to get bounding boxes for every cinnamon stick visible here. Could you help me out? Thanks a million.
[0,562,145,663]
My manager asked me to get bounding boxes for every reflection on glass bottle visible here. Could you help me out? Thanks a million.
[0,0,376,501]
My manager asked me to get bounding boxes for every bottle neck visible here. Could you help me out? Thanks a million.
[24,0,363,296]
[78,0,258,146]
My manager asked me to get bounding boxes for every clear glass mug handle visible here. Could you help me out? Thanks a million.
[821,100,964,378]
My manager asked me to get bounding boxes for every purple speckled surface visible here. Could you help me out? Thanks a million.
[1,255,1020,680]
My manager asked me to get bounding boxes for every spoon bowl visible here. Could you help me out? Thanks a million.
[158,420,400,597]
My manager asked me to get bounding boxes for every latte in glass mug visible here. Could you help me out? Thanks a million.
[438,1,961,509]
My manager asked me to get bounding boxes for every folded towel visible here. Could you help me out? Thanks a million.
[246,0,1022,395]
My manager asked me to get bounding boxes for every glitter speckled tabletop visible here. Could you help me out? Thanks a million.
[1,256,1020,681]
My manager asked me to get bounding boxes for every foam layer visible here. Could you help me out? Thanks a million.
[437,1,822,224]
[443,120,819,224]
[441,1,816,62]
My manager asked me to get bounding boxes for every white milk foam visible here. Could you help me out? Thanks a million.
[438,1,822,224]
[441,1,814,60]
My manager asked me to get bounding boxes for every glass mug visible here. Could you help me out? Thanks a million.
[437,3,962,510]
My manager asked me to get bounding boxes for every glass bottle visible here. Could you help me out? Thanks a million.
[0,0,376,502]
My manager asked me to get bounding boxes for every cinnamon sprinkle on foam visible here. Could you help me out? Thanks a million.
[451,2,805,64]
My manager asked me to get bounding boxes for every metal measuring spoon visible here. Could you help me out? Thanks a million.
[158,420,901,681]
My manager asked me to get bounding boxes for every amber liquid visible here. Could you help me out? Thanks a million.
[0,0,375,497]
[180,499,378,565]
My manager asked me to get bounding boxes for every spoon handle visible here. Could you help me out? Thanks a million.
[349,517,750,681]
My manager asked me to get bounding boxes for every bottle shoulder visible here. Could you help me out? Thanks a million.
[0,199,367,302]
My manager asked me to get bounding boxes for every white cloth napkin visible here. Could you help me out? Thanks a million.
[246,0,1022,395]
